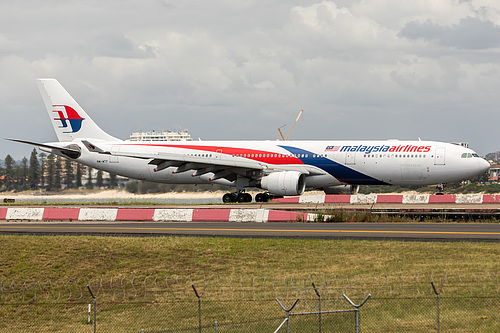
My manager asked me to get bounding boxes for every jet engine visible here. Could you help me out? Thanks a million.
[260,171,306,196]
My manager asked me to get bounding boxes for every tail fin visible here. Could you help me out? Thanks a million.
[37,79,119,142]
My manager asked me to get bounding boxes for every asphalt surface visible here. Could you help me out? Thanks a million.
[1,221,499,242]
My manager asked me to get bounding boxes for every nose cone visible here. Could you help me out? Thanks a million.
[479,158,491,173]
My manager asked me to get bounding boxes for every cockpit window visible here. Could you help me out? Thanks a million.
[462,152,481,158]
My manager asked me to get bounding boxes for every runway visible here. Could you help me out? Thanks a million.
[1,221,499,242]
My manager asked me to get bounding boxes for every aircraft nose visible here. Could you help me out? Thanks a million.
[479,158,490,173]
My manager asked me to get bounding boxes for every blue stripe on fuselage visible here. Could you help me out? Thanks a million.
[279,145,389,185]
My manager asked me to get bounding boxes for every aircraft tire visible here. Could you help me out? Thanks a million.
[223,193,236,203]
[255,193,270,202]
[237,193,246,203]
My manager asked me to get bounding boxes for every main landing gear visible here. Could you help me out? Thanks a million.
[221,191,276,203]
[222,191,252,203]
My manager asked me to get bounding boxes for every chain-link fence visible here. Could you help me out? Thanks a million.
[1,296,498,332]
[0,273,498,332]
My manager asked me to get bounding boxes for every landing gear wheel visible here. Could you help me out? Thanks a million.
[236,192,252,203]
[237,193,246,203]
[223,192,252,203]
[223,193,237,203]
[255,193,270,202]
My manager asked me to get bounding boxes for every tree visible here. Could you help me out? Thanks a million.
[4,155,15,191]
[65,159,74,189]
[76,164,82,188]
[96,170,103,188]
[28,149,40,190]
[109,173,118,188]
[39,152,46,189]
[0,165,4,190]
[54,157,62,190]
[20,157,28,191]
[45,154,55,190]
[86,167,94,189]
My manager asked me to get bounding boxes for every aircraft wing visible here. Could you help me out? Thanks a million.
[82,141,325,182]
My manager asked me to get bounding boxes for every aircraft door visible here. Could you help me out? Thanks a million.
[345,151,356,165]
[434,148,445,165]
[109,146,120,163]
[215,149,222,160]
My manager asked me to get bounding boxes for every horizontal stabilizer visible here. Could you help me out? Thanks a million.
[7,138,81,159]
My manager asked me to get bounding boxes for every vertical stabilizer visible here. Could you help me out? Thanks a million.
[37,79,119,142]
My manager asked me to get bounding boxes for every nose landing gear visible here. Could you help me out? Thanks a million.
[435,183,445,195]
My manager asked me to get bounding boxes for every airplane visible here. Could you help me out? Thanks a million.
[9,79,490,203]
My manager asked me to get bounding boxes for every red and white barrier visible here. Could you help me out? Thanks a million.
[273,194,500,204]
[1,194,497,222]
[0,207,321,223]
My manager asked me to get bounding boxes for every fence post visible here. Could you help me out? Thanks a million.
[312,283,321,333]
[343,293,371,333]
[192,284,201,333]
[431,281,443,333]
[87,285,96,333]
[275,298,299,333]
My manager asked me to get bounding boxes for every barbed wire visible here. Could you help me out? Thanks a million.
[0,272,498,303]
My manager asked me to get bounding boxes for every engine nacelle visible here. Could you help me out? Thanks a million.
[260,171,306,196]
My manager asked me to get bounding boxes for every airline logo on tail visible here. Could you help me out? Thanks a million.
[52,105,85,133]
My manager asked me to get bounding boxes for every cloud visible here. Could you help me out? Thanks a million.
[89,32,157,59]
[400,17,500,49]
[1,0,500,159]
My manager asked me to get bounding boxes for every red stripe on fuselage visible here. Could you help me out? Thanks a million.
[121,143,305,165]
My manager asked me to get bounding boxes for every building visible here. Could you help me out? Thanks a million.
[451,142,469,149]
[488,163,500,183]
[127,130,193,142]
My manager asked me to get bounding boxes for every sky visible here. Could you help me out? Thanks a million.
[1,0,500,159]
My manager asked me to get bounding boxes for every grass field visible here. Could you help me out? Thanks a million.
[0,235,498,332]
[1,235,499,280]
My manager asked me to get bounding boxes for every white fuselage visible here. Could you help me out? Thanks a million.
[52,139,490,190]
